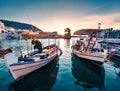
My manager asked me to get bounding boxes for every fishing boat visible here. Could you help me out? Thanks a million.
[72,29,108,67]
[9,58,59,91]
[108,47,120,66]
[71,54,105,90]
[3,31,62,80]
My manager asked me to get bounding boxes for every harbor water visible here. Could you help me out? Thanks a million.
[0,38,120,91]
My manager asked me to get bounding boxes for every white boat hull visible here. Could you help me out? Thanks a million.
[72,50,107,67]
[4,45,62,80]
[9,54,56,80]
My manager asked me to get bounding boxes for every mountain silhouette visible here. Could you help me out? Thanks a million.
[0,19,42,32]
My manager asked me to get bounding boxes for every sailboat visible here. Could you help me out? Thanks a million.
[72,29,108,67]
[3,31,62,80]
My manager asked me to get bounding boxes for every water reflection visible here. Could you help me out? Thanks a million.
[0,41,2,49]
[9,57,59,91]
[64,39,70,47]
[71,54,105,91]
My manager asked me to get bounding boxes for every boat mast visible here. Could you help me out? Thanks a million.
[106,29,109,50]
[85,34,93,51]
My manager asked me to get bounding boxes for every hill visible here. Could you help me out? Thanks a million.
[0,19,42,31]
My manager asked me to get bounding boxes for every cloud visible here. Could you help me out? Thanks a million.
[29,12,120,35]
[71,13,120,30]
[114,18,120,23]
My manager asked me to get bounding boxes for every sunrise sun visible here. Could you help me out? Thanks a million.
[57,27,65,35]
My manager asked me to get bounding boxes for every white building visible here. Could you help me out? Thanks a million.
[0,21,18,40]
[0,21,5,33]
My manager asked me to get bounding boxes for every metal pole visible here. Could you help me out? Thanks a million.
[31,36,32,51]
[19,32,22,56]
[85,34,92,51]
[106,30,109,50]
[55,37,56,45]
[48,33,50,50]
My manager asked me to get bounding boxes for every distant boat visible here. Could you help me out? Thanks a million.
[98,38,120,44]
[3,31,62,80]
[108,48,120,66]
[71,54,105,90]
[72,29,108,67]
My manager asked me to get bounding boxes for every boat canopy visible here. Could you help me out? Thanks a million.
[74,29,108,35]
[22,31,53,40]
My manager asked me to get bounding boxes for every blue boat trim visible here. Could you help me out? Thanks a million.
[9,55,55,66]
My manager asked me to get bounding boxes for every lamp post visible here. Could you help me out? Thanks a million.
[98,23,101,29]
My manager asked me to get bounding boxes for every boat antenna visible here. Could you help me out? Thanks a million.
[26,14,35,32]
[26,14,32,25]
[26,14,34,53]
[26,14,34,51]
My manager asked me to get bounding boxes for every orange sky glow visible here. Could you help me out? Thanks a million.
[32,13,120,35]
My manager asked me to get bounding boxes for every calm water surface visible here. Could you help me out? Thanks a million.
[0,38,120,91]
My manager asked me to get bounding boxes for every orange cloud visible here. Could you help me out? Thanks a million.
[32,13,120,35]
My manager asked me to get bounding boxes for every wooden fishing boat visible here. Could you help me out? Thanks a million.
[9,58,59,91]
[3,31,62,80]
[72,29,108,67]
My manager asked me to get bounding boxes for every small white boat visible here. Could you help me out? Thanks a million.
[9,58,59,91]
[3,32,62,80]
[72,29,108,67]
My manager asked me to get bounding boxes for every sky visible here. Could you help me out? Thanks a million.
[0,0,120,34]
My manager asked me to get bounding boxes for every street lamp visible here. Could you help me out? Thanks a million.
[98,23,101,29]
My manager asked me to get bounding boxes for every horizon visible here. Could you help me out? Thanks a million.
[0,0,120,34]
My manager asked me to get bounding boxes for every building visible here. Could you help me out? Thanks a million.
[0,21,5,33]
[0,21,19,40]
[101,28,120,39]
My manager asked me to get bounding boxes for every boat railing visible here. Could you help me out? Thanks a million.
[11,38,60,58]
